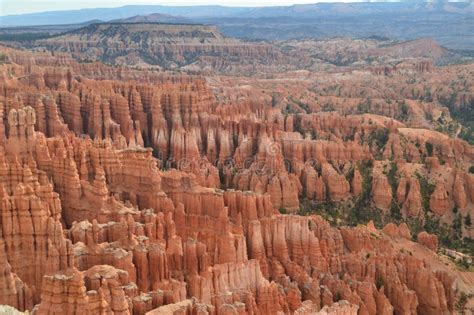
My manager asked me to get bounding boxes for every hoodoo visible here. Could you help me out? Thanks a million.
[0,1,473,313]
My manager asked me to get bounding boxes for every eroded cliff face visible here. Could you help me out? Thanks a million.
[0,46,472,315]
[30,23,295,75]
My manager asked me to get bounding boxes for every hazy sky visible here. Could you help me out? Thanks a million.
[1,0,367,16]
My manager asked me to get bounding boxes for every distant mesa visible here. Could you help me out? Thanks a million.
[0,2,472,50]
[110,13,193,24]
[31,22,289,73]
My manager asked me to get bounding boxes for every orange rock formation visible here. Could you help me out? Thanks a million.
[0,45,472,315]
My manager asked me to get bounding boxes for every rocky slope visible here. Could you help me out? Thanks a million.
[279,37,461,67]
[0,45,473,314]
[31,23,292,74]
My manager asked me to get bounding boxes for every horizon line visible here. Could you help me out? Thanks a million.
[1,0,470,18]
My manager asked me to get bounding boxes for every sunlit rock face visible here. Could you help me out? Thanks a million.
[0,40,472,315]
